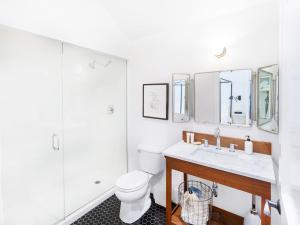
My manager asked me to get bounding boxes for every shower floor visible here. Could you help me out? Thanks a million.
[72,194,166,225]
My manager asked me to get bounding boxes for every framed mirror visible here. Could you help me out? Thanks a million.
[219,70,252,126]
[257,65,279,133]
[194,72,220,123]
[194,69,253,127]
[172,74,190,122]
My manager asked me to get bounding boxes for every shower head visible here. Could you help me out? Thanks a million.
[88,59,112,69]
[103,60,112,67]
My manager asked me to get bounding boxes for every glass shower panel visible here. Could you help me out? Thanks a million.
[62,43,127,215]
[0,26,64,225]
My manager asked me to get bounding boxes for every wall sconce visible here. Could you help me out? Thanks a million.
[212,47,227,58]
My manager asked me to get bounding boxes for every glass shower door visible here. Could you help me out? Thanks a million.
[62,43,127,215]
[0,26,64,225]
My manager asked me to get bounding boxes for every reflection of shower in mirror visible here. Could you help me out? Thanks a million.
[257,64,279,133]
[219,70,252,126]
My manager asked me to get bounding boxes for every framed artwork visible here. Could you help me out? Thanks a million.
[143,83,169,120]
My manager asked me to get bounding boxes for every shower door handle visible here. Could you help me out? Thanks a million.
[52,134,60,151]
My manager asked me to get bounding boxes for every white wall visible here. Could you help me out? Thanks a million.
[279,0,300,224]
[126,1,281,223]
[0,135,3,224]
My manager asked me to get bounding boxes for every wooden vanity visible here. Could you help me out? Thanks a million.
[164,131,275,225]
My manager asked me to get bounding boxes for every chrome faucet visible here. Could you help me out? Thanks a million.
[214,127,221,150]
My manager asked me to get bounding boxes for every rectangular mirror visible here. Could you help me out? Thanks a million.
[194,69,253,126]
[194,72,220,123]
[173,74,190,122]
[220,70,252,126]
[257,65,279,133]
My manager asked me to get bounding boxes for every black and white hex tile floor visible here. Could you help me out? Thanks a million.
[72,194,166,225]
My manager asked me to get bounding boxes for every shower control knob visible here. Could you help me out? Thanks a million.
[107,105,114,114]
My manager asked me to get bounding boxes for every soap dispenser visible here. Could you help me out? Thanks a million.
[245,135,253,155]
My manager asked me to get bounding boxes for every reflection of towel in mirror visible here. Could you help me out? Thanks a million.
[181,191,209,225]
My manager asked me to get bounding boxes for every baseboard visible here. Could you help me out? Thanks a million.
[56,188,115,225]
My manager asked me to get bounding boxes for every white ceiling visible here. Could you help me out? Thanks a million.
[100,0,273,40]
[0,0,274,55]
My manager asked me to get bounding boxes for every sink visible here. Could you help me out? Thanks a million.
[196,145,238,157]
[188,144,238,169]
[163,141,276,184]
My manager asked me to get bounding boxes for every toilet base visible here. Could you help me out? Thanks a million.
[119,188,151,224]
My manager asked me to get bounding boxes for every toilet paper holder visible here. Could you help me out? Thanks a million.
[264,199,281,216]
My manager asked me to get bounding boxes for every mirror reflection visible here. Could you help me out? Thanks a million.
[257,65,279,133]
[173,74,190,122]
[220,70,252,126]
[194,69,253,126]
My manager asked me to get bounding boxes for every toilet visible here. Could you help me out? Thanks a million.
[115,144,164,224]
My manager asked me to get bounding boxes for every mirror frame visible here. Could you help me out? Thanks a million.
[256,64,279,134]
[172,73,191,123]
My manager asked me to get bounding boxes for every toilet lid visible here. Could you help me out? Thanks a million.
[116,170,148,191]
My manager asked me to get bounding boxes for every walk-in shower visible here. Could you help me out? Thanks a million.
[0,25,127,225]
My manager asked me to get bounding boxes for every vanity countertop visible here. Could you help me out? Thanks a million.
[163,141,276,184]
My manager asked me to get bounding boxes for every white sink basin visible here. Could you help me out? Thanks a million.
[194,145,238,157]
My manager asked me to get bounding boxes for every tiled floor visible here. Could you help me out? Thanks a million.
[72,194,166,225]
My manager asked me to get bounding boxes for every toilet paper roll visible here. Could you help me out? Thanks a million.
[264,201,271,216]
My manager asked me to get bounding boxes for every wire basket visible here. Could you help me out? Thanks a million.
[178,180,213,225]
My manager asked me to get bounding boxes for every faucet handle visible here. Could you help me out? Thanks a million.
[229,144,238,152]
[214,127,221,137]
[201,139,209,147]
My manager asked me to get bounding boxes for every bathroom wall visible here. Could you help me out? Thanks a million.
[279,0,300,224]
[126,1,281,223]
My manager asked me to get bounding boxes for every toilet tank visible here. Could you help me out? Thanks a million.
[138,144,165,174]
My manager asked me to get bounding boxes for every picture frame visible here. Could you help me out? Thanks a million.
[143,83,169,120]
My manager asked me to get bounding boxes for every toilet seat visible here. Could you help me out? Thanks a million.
[116,170,149,192]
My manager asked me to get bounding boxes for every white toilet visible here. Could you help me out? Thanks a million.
[115,144,164,224]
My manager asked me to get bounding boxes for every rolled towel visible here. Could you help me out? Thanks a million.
[188,186,203,199]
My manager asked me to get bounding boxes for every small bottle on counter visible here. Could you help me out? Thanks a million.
[245,135,253,154]
[186,133,191,143]
[190,133,195,144]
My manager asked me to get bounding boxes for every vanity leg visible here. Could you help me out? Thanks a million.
[166,160,172,225]
[184,173,188,192]
[261,197,271,225]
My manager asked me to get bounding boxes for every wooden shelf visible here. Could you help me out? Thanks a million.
[171,205,243,225]
[171,205,186,225]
